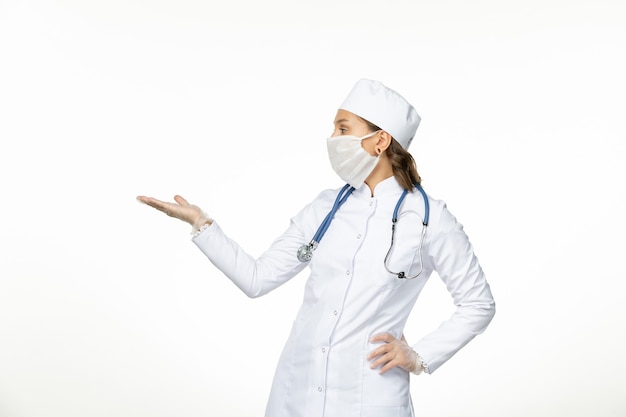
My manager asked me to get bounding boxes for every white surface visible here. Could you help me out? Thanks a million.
[1,1,624,416]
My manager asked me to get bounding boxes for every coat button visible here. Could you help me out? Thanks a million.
[357,234,362,239]
[318,386,323,392]
[333,310,338,315]
[346,270,350,275]
[321,347,326,353]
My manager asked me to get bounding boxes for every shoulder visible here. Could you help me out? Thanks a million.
[315,186,344,202]
[292,185,345,219]
[302,185,345,207]
[413,190,461,234]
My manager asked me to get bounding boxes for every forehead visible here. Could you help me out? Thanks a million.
[334,109,364,125]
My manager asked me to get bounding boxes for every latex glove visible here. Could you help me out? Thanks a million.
[367,333,424,375]
[136,194,212,233]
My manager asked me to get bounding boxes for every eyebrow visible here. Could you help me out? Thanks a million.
[334,118,350,125]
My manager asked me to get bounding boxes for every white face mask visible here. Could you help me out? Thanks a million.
[326,130,380,189]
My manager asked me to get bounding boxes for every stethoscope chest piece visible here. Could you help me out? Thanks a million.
[297,242,316,262]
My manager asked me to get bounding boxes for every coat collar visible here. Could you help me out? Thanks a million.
[353,176,404,200]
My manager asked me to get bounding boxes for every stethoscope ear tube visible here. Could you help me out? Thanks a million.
[384,221,428,279]
[415,183,430,226]
[383,183,429,279]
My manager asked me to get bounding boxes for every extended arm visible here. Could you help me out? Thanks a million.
[137,194,310,298]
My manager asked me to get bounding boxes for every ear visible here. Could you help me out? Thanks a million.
[375,131,393,154]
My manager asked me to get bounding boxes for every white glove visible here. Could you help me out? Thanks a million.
[368,333,425,375]
[136,194,212,233]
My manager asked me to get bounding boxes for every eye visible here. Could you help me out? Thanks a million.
[339,127,348,134]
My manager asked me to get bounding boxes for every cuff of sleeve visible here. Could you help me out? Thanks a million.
[412,353,430,375]
[191,221,213,238]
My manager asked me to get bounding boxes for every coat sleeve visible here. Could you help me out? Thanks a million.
[411,203,495,373]
[190,201,319,298]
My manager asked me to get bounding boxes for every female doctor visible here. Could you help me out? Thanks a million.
[137,79,495,417]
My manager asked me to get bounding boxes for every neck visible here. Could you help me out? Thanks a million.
[364,156,394,197]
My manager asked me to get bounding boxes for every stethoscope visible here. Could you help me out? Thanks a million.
[297,182,430,279]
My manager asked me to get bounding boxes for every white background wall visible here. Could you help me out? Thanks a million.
[1,0,625,416]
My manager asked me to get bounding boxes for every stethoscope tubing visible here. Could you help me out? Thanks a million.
[312,184,355,244]
[297,184,354,262]
[384,183,429,279]
[297,182,429,279]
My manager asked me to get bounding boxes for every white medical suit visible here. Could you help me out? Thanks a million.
[192,177,495,417]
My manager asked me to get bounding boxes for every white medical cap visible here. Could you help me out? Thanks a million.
[339,79,421,149]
